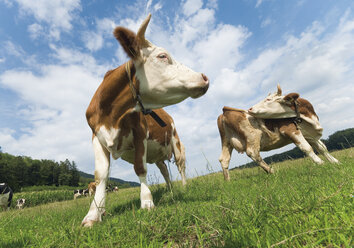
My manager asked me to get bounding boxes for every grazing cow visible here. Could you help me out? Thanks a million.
[82,14,209,227]
[121,108,186,189]
[0,183,13,210]
[218,85,338,181]
[88,182,96,196]
[113,186,119,192]
[74,189,89,200]
[105,184,114,193]
[16,198,26,209]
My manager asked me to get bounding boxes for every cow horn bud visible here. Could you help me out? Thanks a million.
[277,84,282,95]
[137,13,151,47]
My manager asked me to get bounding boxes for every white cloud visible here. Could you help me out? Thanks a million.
[14,0,81,39]
[81,18,116,52]
[255,0,263,8]
[0,58,104,173]
[82,31,104,52]
[261,17,272,28]
[183,0,203,17]
[28,23,43,39]
[154,2,162,11]
[3,40,25,57]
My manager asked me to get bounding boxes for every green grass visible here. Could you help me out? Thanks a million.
[12,190,74,208]
[0,148,353,247]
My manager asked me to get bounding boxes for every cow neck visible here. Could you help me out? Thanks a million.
[85,61,137,133]
[125,61,166,127]
[293,100,302,129]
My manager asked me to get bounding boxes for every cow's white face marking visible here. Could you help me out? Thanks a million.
[135,44,209,109]
[249,92,295,119]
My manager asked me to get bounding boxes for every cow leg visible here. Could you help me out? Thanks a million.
[219,144,233,180]
[308,139,339,164]
[134,132,155,209]
[156,161,172,190]
[172,136,187,186]
[175,143,187,186]
[82,136,110,227]
[288,131,324,164]
[246,147,274,174]
[176,158,187,186]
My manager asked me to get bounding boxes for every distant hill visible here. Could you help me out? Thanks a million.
[231,127,354,170]
[0,147,139,192]
[79,171,139,187]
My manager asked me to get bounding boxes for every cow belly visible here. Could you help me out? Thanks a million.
[0,192,10,206]
[121,140,171,164]
[299,120,323,141]
[146,140,171,163]
[260,138,292,151]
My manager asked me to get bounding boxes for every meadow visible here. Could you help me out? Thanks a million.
[0,148,352,247]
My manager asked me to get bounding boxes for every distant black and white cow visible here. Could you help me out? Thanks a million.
[0,183,13,210]
[74,189,89,200]
[217,85,339,180]
[16,198,26,209]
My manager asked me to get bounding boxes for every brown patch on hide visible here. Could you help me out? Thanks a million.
[222,106,247,113]
[291,97,319,120]
[132,114,148,176]
[86,61,137,134]
[220,108,248,142]
[146,109,173,145]
[264,118,296,132]
[283,93,299,102]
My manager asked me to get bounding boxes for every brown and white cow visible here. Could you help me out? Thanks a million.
[121,108,186,189]
[217,85,338,181]
[88,182,96,196]
[82,14,209,227]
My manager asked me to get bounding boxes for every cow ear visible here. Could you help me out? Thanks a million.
[283,93,299,103]
[113,27,139,59]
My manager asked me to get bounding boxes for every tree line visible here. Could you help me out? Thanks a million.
[0,150,80,192]
[236,127,354,169]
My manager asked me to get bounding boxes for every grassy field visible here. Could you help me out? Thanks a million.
[0,148,353,247]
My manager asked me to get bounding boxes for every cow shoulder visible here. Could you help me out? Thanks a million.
[146,109,173,144]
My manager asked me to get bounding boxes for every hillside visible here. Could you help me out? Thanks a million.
[0,148,352,247]
[79,171,140,187]
[0,150,139,191]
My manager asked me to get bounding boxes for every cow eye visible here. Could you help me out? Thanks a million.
[157,53,168,59]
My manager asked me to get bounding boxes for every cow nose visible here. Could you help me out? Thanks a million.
[248,107,253,112]
[202,73,208,83]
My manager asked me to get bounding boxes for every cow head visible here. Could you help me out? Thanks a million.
[248,85,299,118]
[114,14,209,109]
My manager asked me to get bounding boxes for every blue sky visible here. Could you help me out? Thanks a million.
[1,0,353,183]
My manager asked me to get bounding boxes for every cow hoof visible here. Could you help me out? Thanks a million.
[269,168,274,174]
[81,214,102,227]
[141,200,155,210]
[81,219,97,228]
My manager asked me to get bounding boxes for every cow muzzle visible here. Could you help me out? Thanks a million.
[190,74,209,99]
